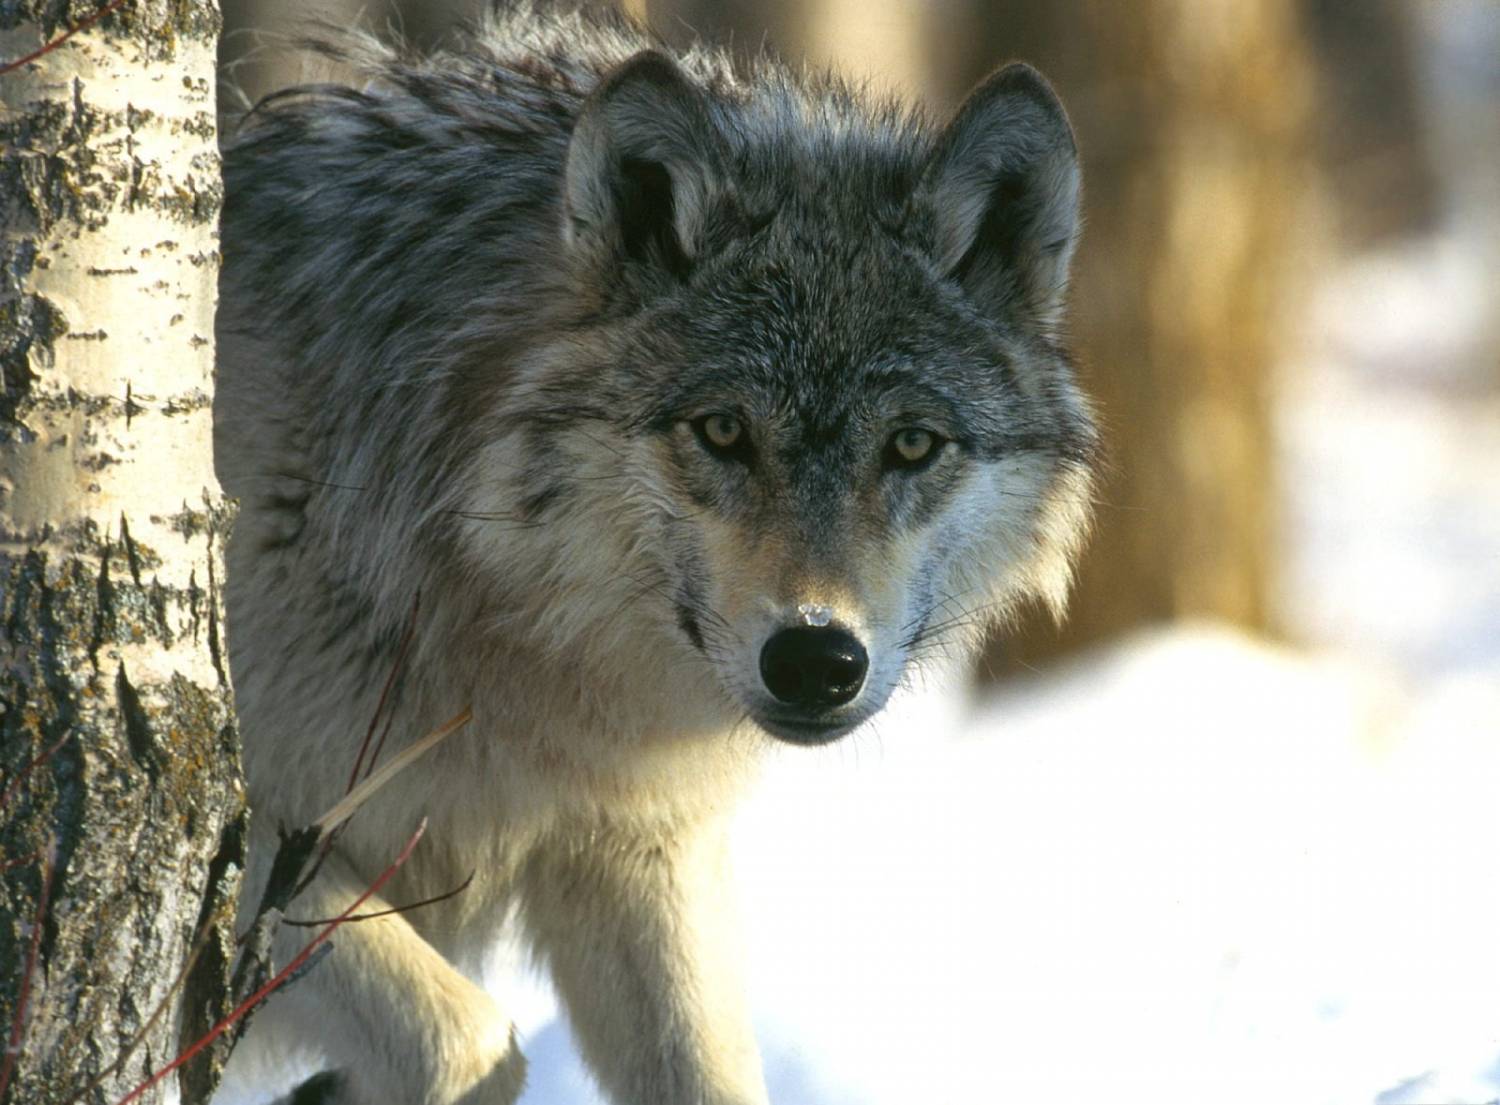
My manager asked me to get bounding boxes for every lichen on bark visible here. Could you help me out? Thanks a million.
[2,542,245,1102]
[1,1,244,1101]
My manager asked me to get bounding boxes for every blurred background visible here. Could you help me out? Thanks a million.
[216,2,1500,1103]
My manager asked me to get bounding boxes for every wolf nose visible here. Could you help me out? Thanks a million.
[759,626,869,708]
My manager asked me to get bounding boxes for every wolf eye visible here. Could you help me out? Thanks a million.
[693,413,747,458]
[886,427,939,468]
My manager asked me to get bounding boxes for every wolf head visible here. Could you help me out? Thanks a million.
[457,52,1096,745]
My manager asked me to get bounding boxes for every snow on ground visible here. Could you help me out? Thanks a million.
[507,627,1500,1105]
[1279,234,1500,684]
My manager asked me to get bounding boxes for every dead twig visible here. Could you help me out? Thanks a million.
[283,870,475,927]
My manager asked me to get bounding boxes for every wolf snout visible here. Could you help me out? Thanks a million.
[759,626,869,708]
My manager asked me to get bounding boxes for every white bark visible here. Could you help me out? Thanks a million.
[1,3,243,1103]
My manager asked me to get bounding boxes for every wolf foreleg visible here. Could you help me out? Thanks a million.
[522,820,769,1105]
[260,851,526,1105]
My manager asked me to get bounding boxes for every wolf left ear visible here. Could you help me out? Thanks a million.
[917,63,1081,332]
[563,51,729,280]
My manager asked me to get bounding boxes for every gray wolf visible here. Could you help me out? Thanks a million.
[214,5,1096,1103]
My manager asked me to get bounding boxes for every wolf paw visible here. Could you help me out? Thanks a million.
[283,1071,346,1105]
[274,1058,524,1105]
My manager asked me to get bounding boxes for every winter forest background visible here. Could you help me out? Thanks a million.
[4,0,1498,1103]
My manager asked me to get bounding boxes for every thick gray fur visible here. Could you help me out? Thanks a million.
[215,5,1098,1104]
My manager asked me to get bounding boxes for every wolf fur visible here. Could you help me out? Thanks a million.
[214,6,1097,1104]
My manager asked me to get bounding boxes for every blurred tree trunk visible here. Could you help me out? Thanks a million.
[1,3,245,1102]
[219,0,484,114]
[930,0,1314,669]
[1303,0,1437,249]
[660,0,931,97]
[656,0,799,61]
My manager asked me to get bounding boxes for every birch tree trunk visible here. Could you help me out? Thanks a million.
[0,3,244,1102]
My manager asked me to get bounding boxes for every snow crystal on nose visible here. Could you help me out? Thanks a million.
[797,603,833,627]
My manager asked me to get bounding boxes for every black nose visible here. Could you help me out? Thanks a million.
[759,626,869,708]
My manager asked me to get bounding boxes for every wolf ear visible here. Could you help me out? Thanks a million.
[917,63,1080,332]
[563,51,729,280]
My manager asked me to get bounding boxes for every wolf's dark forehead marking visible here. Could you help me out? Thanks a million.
[635,229,1004,439]
[732,133,921,227]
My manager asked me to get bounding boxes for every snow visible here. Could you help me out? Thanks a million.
[508,628,1500,1105]
[1279,237,1500,682]
[215,621,1500,1105]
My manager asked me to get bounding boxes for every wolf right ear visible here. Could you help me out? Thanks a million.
[917,64,1081,333]
[563,52,729,281]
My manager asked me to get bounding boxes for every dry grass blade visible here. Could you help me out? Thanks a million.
[314,708,471,837]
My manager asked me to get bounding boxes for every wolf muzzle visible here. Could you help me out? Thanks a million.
[756,625,869,744]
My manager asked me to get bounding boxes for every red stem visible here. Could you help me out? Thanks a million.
[111,819,428,1105]
[345,593,421,794]
[0,0,131,77]
[1,731,73,813]
[0,841,56,1102]
[0,846,46,875]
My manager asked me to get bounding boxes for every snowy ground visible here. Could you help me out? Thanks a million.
[496,624,1500,1105]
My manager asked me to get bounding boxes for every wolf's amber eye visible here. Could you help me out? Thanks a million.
[888,427,938,467]
[694,413,745,456]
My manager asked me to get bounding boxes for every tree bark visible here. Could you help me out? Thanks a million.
[0,3,244,1103]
